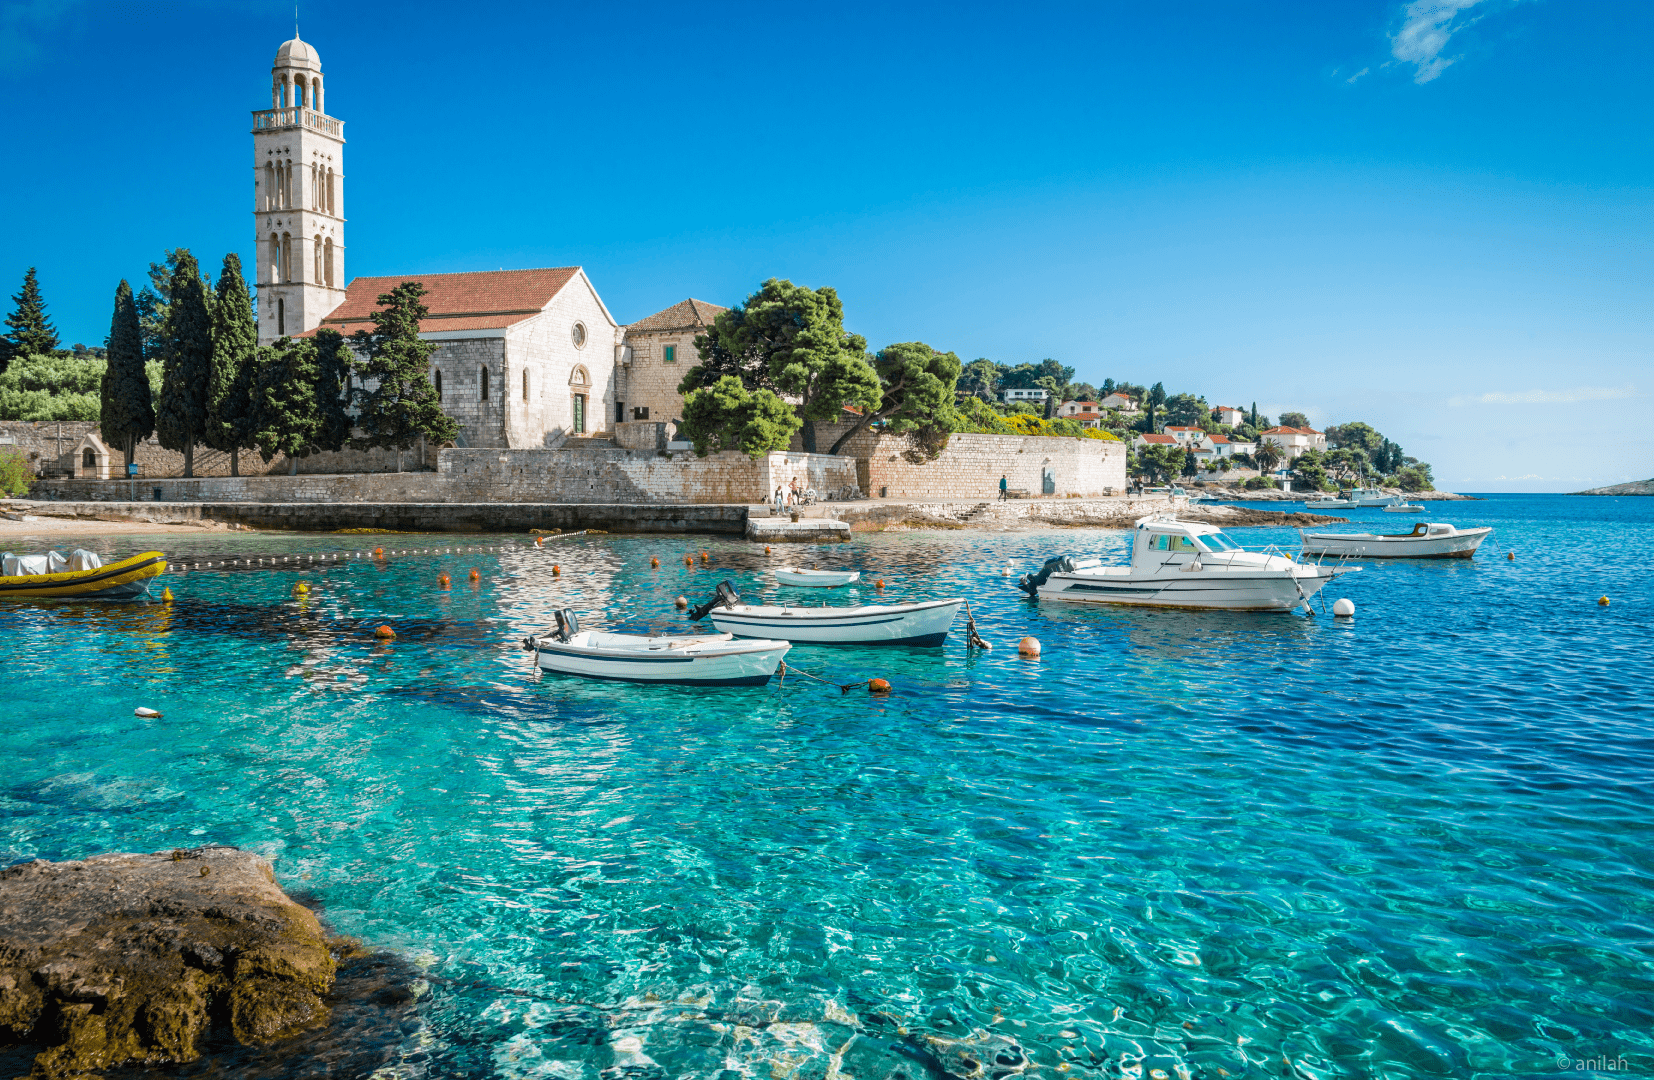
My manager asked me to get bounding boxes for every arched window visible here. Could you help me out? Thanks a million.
[285,161,294,207]
[82,448,96,468]
[326,168,335,215]
[314,78,323,113]
[280,232,291,282]
[268,233,279,281]
[523,368,530,402]
[313,235,322,282]
[263,163,275,209]
[295,76,306,111]
[434,369,442,401]
[323,238,334,287]
[480,367,489,401]
[277,298,286,336]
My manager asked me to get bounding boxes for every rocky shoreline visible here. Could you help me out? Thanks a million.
[835,498,1348,532]
[1571,478,1654,496]
[0,846,416,1080]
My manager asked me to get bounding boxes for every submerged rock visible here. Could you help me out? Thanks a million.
[0,846,335,1079]
[907,1028,1030,1080]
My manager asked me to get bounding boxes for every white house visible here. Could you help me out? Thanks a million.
[1258,426,1327,461]
[1100,392,1139,413]
[1133,433,1178,450]
[1001,387,1051,405]
[1056,400,1105,427]
[1165,425,1204,446]
[1213,405,1247,427]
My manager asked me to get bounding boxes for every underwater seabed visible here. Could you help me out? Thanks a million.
[1,494,1651,1078]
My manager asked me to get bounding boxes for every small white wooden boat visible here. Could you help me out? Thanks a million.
[524,609,789,685]
[1020,514,1356,612]
[1298,521,1492,559]
[1382,503,1426,513]
[691,582,961,645]
[774,566,861,587]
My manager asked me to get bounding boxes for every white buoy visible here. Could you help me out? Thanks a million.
[1332,598,1355,617]
[134,707,162,718]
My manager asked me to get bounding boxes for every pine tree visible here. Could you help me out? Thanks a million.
[99,280,154,466]
[154,250,213,477]
[3,267,59,370]
[350,282,457,470]
[251,340,322,474]
[205,253,258,476]
[313,328,354,453]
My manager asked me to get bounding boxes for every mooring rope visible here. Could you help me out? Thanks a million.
[777,660,877,695]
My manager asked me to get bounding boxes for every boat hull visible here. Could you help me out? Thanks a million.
[774,569,861,588]
[534,639,790,686]
[0,551,166,600]
[1036,569,1340,611]
[1299,526,1491,559]
[708,599,962,645]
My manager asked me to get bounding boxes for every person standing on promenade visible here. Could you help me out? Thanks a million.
[999,474,1009,501]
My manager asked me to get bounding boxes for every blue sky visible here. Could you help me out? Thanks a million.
[1,0,1648,490]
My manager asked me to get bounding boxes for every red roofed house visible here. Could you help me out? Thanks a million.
[314,267,621,449]
[1258,425,1327,461]
[1212,405,1247,427]
[1164,425,1204,446]
[1132,433,1178,449]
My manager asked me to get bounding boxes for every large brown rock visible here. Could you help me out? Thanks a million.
[0,845,335,1080]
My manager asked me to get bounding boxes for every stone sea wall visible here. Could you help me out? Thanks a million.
[33,447,857,506]
[845,432,1127,500]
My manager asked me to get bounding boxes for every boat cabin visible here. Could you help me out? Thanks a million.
[1132,515,1244,566]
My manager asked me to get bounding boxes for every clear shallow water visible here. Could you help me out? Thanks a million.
[2,495,1651,1079]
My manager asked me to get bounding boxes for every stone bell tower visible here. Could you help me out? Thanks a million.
[253,34,346,344]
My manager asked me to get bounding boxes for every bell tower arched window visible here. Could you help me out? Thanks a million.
[323,238,335,287]
[313,235,322,282]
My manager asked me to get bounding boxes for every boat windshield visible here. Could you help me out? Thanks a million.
[1200,532,1241,552]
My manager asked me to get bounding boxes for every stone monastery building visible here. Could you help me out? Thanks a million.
[253,34,720,449]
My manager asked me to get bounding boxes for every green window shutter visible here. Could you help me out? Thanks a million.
[663,345,675,364]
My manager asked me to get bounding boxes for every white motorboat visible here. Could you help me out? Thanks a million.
[1018,514,1357,612]
[774,566,861,588]
[1298,521,1492,560]
[1305,486,1398,510]
[1382,502,1426,513]
[691,581,961,646]
[524,609,790,686]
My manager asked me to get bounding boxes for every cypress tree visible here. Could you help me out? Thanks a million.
[251,340,322,475]
[313,328,354,453]
[154,250,213,477]
[205,253,258,476]
[350,282,457,470]
[99,280,154,467]
[3,267,59,369]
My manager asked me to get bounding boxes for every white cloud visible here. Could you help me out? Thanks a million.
[1346,67,1371,84]
[1391,0,1486,84]
[1448,386,1637,406]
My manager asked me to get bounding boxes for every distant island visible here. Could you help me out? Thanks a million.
[1571,478,1654,496]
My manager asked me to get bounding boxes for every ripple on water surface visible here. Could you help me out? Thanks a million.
[2,495,1651,1078]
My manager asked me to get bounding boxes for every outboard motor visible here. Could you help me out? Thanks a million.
[688,580,741,621]
[1016,556,1075,597]
[553,608,580,642]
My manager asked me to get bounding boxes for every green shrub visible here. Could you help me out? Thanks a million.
[0,447,31,496]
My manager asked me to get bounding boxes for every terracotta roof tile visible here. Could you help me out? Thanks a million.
[1138,434,1176,444]
[626,298,728,333]
[317,268,582,333]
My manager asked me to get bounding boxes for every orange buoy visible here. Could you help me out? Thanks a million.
[469,567,480,581]
[651,557,660,568]
[1018,636,1041,658]
[438,573,450,589]
[1507,552,1515,561]
[674,595,688,609]
[764,546,771,555]
[875,579,885,590]
[684,555,694,566]
[551,564,560,576]
[375,625,396,639]
[700,550,709,562]
[868,678,892,694]
[535,537,543,546]
[373,547,384,558]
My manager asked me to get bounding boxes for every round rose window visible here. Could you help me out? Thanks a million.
[571,322,587,348]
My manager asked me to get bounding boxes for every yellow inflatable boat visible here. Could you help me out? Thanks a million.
[0,550,167,600]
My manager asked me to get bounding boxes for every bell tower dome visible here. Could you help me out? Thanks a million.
[252,34,346,344]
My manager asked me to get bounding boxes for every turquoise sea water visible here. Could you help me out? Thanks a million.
[2,494,1650,1078]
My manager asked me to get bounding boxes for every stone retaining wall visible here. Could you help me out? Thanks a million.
[843,432,1126,500]
[33,448,858,506]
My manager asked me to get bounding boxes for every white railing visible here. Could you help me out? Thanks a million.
[251,107,344,137]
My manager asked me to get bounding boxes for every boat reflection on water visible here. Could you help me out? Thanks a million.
[1032,597,1319,662]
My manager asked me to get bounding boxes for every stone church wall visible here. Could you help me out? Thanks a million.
[502,277,619,448]
[426,337,508,448]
